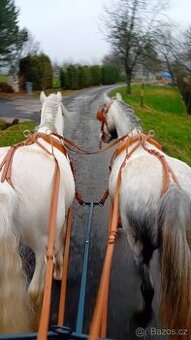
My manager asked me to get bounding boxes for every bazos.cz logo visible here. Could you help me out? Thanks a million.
[135,327,190,337]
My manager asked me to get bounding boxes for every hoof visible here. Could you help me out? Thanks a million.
[27,289,39,306]
[28,287,43,307]
[53,266,62,281]
[132,307,153,329]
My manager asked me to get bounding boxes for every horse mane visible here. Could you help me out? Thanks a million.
[40,93,61,132]
[114,95,142,132]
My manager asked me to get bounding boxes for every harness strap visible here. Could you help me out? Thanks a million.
[109,133,162,169]
[0,146,17,187]
[0,133,68,187]
[142,142,179,196]
[58,207,72,326]
[38,158,60,340]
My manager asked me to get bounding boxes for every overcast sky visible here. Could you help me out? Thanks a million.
[15,0,191,65]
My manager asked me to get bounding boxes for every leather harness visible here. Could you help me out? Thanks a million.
[0,132,68,187]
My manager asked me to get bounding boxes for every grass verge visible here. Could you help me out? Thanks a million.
[0,121,36,147]
[111,85,191,164]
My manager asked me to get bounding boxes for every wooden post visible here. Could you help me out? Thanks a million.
[140,82,145,107]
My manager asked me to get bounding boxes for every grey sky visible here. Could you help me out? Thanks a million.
[15,0,191,65]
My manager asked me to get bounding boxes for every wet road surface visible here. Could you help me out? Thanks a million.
[0,86,161,340]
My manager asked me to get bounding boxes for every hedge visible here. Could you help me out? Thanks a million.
[60,64,120,89]
[19,54,53,90]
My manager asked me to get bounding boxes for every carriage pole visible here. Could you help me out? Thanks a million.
[76,202,97,334]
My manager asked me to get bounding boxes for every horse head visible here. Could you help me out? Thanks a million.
[96,94,118,144]
[39,91,69,136]
[96,92,141,144]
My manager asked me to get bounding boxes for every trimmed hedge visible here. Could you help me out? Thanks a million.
[19,54,53,90]
[60,64,120,90]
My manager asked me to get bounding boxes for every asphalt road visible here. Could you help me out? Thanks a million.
[0,86,161,340]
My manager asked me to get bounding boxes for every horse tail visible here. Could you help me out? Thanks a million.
[0,187,31,333]
[159,185,191,334]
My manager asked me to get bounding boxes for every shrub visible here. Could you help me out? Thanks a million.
[19,54,53,90]
[101,65,120,85]
[0,82,14,93]
[90,65,101,86]
[59,63,119,90]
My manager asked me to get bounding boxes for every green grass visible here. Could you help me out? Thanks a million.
[0,121,36,147]
[0,74,8,82]
[0,119,7,130]
[53,77,61,89]
[111,85,191,164]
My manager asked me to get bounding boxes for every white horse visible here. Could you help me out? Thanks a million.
[97,93,191,335]
[0,91,75,333]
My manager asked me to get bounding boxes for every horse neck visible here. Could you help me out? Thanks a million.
[54,107,64,136]
[111,101,141,137]
[39,104,64,136]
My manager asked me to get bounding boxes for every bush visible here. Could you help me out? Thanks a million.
[0,82,14,93]
[177,77,191,115]
[59,63,119,90]
[101,65,120,85]
[19,54,53,90]
[60,69,67,89]
[77,66,92,88]
[90,65,101,86]
[66,65,79,89]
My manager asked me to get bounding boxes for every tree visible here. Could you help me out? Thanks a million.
[90,65,101,86]
[9,28,29,73]
[19,54,53,90]
[10,29,40,73]
[102,0,168,93]
[101,65,120,84]
[0,0,19,66]
[173,27,191,114]
[102,51,125,80]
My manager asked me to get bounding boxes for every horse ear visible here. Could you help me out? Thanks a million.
[116,93,122,101]
[57,91,62,102]
[40,91,47,103]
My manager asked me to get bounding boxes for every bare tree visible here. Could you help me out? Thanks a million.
[150,25,178,84]
[102,0,168,93]
[10,29,40,73]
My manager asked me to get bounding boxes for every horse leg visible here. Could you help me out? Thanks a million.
[53,222,66,280]
[126,231,154,327]
[27,251,45,306]
[133,246,154,328]
[138,260,154,320]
